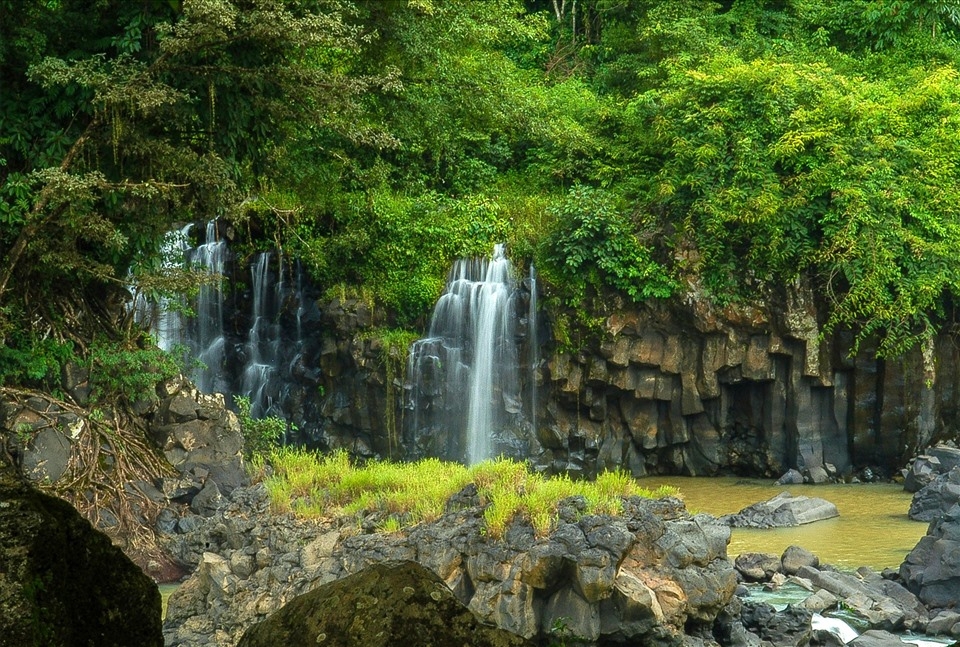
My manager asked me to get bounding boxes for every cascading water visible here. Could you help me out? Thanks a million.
[528,264,539,442]
[405,244,525,465]
[188,221,229,396]
[240,252,282,417]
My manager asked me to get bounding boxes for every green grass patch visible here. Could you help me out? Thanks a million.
[255,448,678,538]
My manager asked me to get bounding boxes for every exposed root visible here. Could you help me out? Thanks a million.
[0,386,175,566]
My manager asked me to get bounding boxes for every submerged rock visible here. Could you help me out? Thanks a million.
[0,461,162,647]
[236,560,533,647]
[719,492,839,528]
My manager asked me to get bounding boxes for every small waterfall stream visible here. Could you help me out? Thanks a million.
[188,221,229,396]
[240,252,282,417]
[528,264,539,443]
[406,244,536,465]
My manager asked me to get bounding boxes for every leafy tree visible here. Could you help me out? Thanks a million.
[0,0,389,371]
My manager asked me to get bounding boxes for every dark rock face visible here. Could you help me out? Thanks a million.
[236,561,534,647]
[0,462,162,647]
[903,445,960,493]
[739,602,812,647]
[720,492,839,528]
[900,503,960,609]
[277,277,957,479]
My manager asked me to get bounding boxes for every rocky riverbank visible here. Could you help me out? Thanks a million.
[5,377,960,646]
[161,478,738,646]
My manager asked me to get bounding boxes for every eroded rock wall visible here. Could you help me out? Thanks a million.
[303,280,959,480]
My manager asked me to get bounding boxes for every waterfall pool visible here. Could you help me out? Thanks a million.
[637,476,929,571]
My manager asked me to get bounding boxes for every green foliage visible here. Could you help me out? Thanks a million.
[234,395,288,459]
[86,337,181,403]
[0,333,75,388]
[631,48,960,354]
[542,185,677,306]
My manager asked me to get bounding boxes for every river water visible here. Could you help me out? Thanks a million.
[639,476,929,571]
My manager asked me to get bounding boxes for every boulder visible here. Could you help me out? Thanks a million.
[0,462,162,647]
[908,466,960,522]
[236,561,533,647]
[739,601,812,647]
[734,552,782,582]
[849,629,908,647]
[904,445,960,493]
[900,502,960,610]
[796,565,926,631]
[720,492,839,528]
[776,469,805,485]
[781,545,819,575]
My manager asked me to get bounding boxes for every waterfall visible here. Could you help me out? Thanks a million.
[188,220,229,396]
[240,252,280,417]
[131,224,192,352]
[528,264,539,442]
[406,244,523,465]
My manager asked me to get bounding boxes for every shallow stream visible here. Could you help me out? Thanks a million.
[638,476,929,571]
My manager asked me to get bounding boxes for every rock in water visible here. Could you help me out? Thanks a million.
[0,462,162,647]
[900,502,960,609]
[719,491,839,528]
[236,560,534,647]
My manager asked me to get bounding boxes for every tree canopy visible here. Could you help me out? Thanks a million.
[5,0,960,387]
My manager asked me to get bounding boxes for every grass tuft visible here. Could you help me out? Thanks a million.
[256,448,678,538]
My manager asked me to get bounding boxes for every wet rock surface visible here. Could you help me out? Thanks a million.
[907,465,960,522]
[900,501,960,610]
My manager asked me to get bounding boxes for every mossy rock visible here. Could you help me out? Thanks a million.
[0,463,162,647]
[237,560,534,647]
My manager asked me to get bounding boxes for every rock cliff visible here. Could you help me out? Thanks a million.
[296,280,957,480]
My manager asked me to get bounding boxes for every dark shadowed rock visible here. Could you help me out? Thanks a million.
[734,552,782,582]
[900,502,960,610]
[236,560,533,647]
[0,462,162,647]
[776,469,805,485]
[904,445,960,493]
[739,601,812,647]
[720,492,839,528]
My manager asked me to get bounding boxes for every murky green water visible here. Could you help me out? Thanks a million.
[638,476,929,571]
[160,583,178,619]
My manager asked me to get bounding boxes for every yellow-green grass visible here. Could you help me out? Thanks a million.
[251,447,678,539]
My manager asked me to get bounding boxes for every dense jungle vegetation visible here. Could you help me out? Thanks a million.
[5,0,960,394]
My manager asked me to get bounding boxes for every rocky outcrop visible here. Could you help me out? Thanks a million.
[0,376,247,583]
[900,502,960,610]
[0,461,162,647]
[161,485,738,646]
[193,247,960,480]
[902,444,960,493]
[719,492,839,528]
[907,466,960,522]
[236,560,534,647]
[730,545,927,636]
